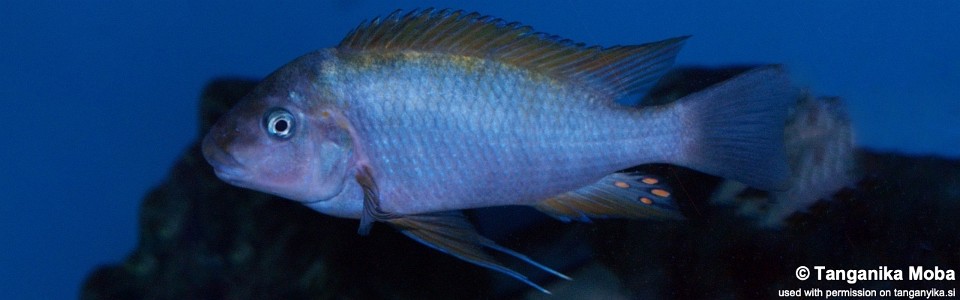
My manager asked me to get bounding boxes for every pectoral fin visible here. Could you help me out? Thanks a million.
[534,172,683,222]
[354,165,567,293]
[355,165,398,235]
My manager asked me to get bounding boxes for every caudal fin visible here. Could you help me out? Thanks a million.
[676,65,796,191]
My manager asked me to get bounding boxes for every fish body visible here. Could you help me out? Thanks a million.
[201,9,795,292]
[326,51,686,214]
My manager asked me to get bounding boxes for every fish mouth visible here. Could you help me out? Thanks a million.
[201,139,249,185]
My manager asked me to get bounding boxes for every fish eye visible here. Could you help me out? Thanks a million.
[264,108,295,139]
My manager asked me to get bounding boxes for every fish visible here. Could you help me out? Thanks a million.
[201,9,795,293]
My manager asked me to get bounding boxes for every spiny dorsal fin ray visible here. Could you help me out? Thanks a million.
[338,9,688,100]
[533,172,683,222]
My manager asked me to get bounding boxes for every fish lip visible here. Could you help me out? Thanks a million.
[213,165,248,185]
[201,141,249,184]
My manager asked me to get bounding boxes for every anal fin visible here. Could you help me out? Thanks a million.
[533,172,683,222]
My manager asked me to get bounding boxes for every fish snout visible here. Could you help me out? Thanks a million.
[201,133,222,165]
[201,130,247,183]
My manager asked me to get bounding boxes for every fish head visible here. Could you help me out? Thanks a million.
[202,53,354,204]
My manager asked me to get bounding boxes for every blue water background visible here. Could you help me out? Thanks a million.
[1,1,957,298]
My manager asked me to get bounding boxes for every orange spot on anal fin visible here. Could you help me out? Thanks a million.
[651,189,671,198]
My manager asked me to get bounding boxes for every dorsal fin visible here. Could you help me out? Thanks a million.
[338,9,688,100]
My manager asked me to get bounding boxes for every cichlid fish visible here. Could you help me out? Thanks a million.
[202,9,795,293]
